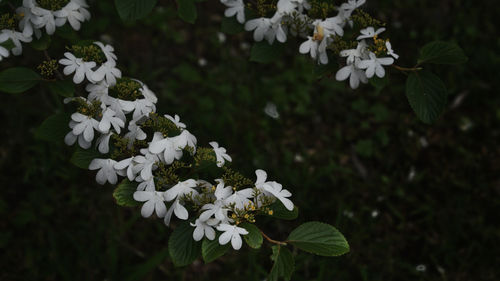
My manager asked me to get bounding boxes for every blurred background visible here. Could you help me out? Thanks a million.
[1,0,499,280]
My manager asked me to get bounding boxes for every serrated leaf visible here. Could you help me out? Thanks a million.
[176,0,197,24]
[268,246,294,281]
[30,33,51,51]
[34,112,71,143]
[113,179,140,207]
[115,0,157,21]
[0,67,41,94]
[265,201,298,220]
[221,17,243,35]
[250,42,285,64]
[201,237,230,263]
[240,223,263,249]
[46,80,75,97]
[168,222,201,267]
[70,147,101,169]
[406,71,447,124]
[418,41,468,65]
[287,222,349,257]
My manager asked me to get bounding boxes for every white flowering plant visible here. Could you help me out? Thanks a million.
[0,0,468,280]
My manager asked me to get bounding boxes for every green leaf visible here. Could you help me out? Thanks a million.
[418,41,468,65]
[287,222,349,256]
[221,17,244,35]
[124,248,169,281]
[250,42,285,64]
[0,67,42,94]
[34,112,71,143]
[240,223,263,249]
[176,0,197,24]
[30,33,51,51]
[265,201,298,220]
[268,246,294,281]
[406,71,447,124]
[0,39,15,50]
[46,80,75,98]
[115,0,157,21]
[113,179,141,207]
[201,237,230,263]
[70,147,102,169]
[168,222,201,266]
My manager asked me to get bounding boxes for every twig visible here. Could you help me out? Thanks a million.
[392,64,423,73]
[260,230,287,246]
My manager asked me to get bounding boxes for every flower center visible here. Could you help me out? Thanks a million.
[312,25,325,41]
[109,78,142,101]
[68,44,106,64]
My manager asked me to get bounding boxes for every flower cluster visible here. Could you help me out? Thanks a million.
[220,0,399,88]
[60,42,295,250]
[0,0,90,61]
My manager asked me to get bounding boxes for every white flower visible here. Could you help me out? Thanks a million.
[322,16,345,36]
[16,0,39,37]
[71,112,99,143]
[164,179,199,202]
[262,181,294,211]
[1,30,32,56]
[191,219,217,241]
[86,82,110,103]
[92,60,122,86]
[164,199,188,226]
[209,141,232,167]
[89,158,119,185]
[264,102,280,119]
[148,132,183,164]
[199,179,232,221]
[225,188,254,209]
[335,59,368,89]
[357,52,394,78]
[113,156,136,180]
[223,0,245,24]
[94,41,117,62]
[245,18,276,43]
[59,52,96,84]
[54,2,89,31]
[133,148,161,181]
[98,108,125,134]
[133,190,167,218]
[137,177,155,191]
[356,26,386,40]
[299,32,328,64]
[164,114,186,129]
[96,132,112,153]
[217,223,249,250]
[31,6,56,35]
[124,120,147,142]
[131,99,155,120]
[339,0,366,18]
[140,83,158,104]
[0,33,10,61]
[385,41,399,59]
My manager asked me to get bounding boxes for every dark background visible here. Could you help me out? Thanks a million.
[1,0,499,280]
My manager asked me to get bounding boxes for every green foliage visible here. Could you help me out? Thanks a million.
[70,147,102,169]
[30,33,52,51]
[113,179,141,207]
[418,41,468,65]
[287,222,349,256]
[240,222,263,249]
[268,245,294,281]
[201,237,230,263]
[0,67,41,94]
[168,222,201,267]
[46,80,75,97]
[176,0,197,24]
[265,201,298,220]
[406,70,447,124]
[115,0,157,21]
[221,17,244,34]
[34,112,71,143]
[124,248,169,281]
[250,42,286,64]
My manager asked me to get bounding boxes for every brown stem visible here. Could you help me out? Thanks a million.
[392,64,423,73]
[260,230,287,246]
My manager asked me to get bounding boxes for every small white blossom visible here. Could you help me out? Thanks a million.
[31,6,56,35]
[335,59,368,89]
[357,52,394,78]
[209,141,232,167]
[92,60,122,86]
[133,190,167,218]
[385,41,399,59]
[96,132,113,153]
[94,41,117,62]
[217,223,249,250]
[2,30,32,56]
[164,114,186,129]
[191,219,217,241]
[54,2,90,31]
[262,181,294,211]
[89,158,119,185]
[223,0,245,24]
[225,188,253,209]
[98,108,125,134]
[164,199,188,226]
[59,52,96,84]
[357,26,386,40]
[71,112,99,143]
[164,179,199,202]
